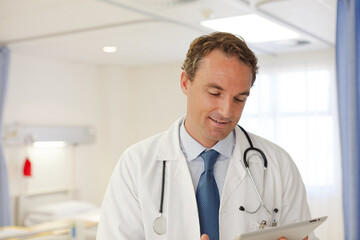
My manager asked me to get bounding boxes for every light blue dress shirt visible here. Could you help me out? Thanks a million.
[179,119,236,195]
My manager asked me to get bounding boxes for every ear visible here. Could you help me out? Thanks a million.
[180,71,191,95]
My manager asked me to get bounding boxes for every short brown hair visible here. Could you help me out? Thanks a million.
[181,32,258,85]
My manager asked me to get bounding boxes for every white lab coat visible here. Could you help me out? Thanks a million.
[97,118,317,240]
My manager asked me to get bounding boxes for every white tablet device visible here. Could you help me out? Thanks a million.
[234,216,327,240]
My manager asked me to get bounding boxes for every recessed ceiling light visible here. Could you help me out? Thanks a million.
[201,14,300,43]
[103,46,118,53]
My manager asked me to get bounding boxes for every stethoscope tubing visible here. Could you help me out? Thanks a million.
[238,125,274,216]
[159,161,166,214]
[153,161,167,235]
[239,125,268,168]
[246,167,272,215]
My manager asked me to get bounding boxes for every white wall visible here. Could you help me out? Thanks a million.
[97,66,132,193]
[127,63,186,143]
[96,63,187,188]
[4,53,103,223]
[3,53,188,225]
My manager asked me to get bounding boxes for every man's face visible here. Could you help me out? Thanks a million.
[181,49,253,148]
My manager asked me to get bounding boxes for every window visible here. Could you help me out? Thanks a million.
[240,51,343,239]
[242,69,335,187]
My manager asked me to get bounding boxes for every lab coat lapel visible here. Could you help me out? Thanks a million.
[167,152,200,239]
[155,118,201,239]
[220,126,248,211]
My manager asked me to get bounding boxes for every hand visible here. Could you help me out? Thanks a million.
[200,234,209,240]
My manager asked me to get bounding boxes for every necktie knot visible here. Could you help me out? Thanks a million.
[200,150,219,172]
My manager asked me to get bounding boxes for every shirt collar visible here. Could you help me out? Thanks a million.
[179,118,234,161]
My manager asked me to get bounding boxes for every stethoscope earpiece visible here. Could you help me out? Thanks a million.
[239,206,278,214]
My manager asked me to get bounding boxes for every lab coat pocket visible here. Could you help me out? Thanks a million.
[249,220,273,232]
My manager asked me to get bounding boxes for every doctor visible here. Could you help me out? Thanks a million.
[97,32,316,240]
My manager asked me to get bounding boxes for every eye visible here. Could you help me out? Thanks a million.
[209,91,220,96]
[234,97,246,103]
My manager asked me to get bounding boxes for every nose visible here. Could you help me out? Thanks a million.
[218,97,233,119]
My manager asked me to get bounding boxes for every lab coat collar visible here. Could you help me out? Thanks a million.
[179,119,205,161]
[155,117,186,161]
[154,117,249,213]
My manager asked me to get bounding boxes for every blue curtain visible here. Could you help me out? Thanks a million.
[0,47,11,226]
[336,0,360,239]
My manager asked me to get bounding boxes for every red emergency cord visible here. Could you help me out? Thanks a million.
[23,157,32,177]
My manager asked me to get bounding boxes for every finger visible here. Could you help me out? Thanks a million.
[278,238,287,240]
[200,234,210,240]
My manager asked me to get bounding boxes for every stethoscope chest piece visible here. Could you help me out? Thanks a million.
[153,216,166,235]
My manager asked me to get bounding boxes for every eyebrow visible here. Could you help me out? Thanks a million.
[207,84,250,97]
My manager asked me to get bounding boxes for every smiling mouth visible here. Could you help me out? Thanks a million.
[209,117,231,125]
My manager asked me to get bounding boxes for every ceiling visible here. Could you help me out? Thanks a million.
[0,0,337,66]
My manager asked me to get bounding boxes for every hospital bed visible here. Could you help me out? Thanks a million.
[0,188,100,240]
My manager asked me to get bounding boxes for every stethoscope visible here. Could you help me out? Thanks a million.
[153,161,167,235]
[237,125,278,228]
[153,125,277,235]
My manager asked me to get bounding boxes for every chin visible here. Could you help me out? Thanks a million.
[207,131,230,142]
[213,125,233,137]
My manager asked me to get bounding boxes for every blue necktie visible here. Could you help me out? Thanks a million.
[196,150,220,240]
